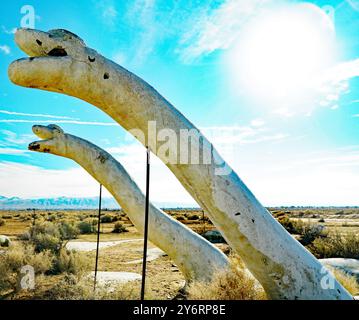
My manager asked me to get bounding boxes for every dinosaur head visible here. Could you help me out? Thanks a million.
[29,124,66,154]
[8,28,101,93]
[14,28,86,58]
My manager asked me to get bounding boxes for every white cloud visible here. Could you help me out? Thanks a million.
[179,0,273,62]
[1,26,17,34]
[0,148,29,156]
[0,45,10,55]
[1,130,35,145]
[94,0,118,26]
[0,109,79,120]
[0,162,101,198]
[313,58,359,109]
[0,119,117,126]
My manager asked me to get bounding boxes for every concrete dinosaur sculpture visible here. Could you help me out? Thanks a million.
[9,28,352,299]
[28,124,229,282]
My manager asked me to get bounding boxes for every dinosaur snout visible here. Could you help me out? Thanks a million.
[28,142,41,151]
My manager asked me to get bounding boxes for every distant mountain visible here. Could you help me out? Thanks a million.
[0,195,198,210]
[0,195,119,210]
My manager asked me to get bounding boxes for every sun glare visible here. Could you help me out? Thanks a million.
[228,3,337,113]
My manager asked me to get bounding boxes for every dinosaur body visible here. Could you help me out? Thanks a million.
[28,124,229,282]
[9,28,352,299]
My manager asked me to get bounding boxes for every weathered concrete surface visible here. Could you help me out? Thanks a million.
[28,124,229,282]
[10,28,353,299]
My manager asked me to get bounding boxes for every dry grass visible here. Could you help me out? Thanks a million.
[330,268,359,296]
[187,255,266,300]
[309,230,359,259]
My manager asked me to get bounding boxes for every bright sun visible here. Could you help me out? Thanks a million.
[228,3,337,113]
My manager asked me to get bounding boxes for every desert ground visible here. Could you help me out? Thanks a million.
[1,207,359,299]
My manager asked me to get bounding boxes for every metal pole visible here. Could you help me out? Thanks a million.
[94,184,102,291]
[141,146,150,300]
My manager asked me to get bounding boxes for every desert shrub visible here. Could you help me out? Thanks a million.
[318,218,325,223]
[41,274,140,300]
[25,221,78,253]
[46,214,57,222]
[176,216,186,221]
[187,256,266,300]
[277,215,296,233]
[293,220,327,246]
[100,214,114,223]
[32,233,61,253]
[187,214,200,220]
[52,249,90,277]
[112,222,128,233]
[0,218,5,226]
[2,214,12,219]
[77,221,96,234]
[309,231,359,259]
[0,243,53,296]
[58,221,79,240]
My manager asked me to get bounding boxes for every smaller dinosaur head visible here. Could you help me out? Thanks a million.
[29,124,66,154]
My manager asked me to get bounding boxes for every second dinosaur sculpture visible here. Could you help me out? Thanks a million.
[28,124,229,282]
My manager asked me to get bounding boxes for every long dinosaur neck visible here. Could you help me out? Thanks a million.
[58,134,228,281]
[62,58,351,299]
[9,51,352,299]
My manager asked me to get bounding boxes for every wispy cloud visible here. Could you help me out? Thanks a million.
[0,161,103,198]
[1,129,35,146]
[94,0,118,27]
[0,109,79,120]
[0,119,117,126]
[0,148,29,156]
[179,0,273,62]
[1,26,16,34]
[126,0,158,65]
[0,45,10,55]
[313,58,359,109]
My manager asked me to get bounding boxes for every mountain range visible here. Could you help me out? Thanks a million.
[0,195,196,210]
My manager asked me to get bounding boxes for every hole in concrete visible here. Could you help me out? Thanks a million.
[235,212,241,216]
[104,72,110,79]
[88,56,95,62]
[36,39,42,46]
[48,48,67,57]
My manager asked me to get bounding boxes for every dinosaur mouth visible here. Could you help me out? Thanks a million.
[47,47,68,57]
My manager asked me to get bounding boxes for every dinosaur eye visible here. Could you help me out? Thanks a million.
[36,39,42,46]
[88,56,95,62]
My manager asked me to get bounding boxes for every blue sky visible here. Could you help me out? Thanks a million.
[0,0,359,206]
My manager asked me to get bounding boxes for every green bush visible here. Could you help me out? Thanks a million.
[187,214,200,220]
[100,214,114,223]
[77,221,96,234]
[25,221,79,253]
[309,231,359,259]
[292,220,327,246]
[52,249,90,277]
[112,222,128,233]
[58,221,79,240]
[0,243,53,296]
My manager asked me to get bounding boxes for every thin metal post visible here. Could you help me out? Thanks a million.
[94,184,102,291]
[141,146,150,300]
